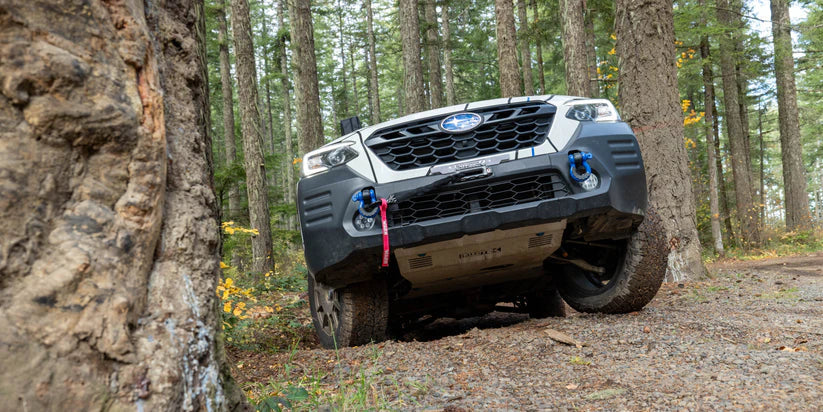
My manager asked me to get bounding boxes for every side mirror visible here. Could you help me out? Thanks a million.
[340,116,362,135]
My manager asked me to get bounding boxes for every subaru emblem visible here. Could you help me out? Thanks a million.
[439,112,483,134]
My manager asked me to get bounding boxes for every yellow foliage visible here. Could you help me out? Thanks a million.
[610,33,616,40]
[224,302,232,313]
[681,99,691,112]
[220,261,229,269]
[608,47,616,55]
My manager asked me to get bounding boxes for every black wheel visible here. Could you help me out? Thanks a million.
[556,208,668,313]
[308,274,389,349]
[526,288,568,318]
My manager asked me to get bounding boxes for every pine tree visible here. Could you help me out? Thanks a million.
[399,0,426,113]
[517,0,534,95]
[495,0,522,97]
[365,0,382,122]
[290,0,325,152]
[561,0,589,96]
[424,0,444,108]
[442,0,457,105]
[216,0,241,220]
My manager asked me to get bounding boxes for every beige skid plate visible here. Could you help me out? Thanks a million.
[394,220,566,296]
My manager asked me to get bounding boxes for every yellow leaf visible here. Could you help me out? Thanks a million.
[222,290,229,300]
[225,278,233,287]
[233,307,243,317]
[220,261,229,269]
[608,47,616,55]
[236,301,246,309]
[223,302,232,313]
[610,33,616,40]
[265,306,274,313]
[293,157,302,164]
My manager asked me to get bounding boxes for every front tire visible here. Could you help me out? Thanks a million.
[556,208,668,313]
[308,275,389,349]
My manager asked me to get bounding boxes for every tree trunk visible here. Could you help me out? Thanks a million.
[584,7,599,97]
[0,0,248,409]
[714,121,736,245]
[717,0,760,246]
[424,0,444,108]
[615,0,706,281]
[531,0,546,94]
[350,41,360,116]
[517,0,535,95]
[278,0,297,230]
[442,0,457,105]
[217,0,242,221]
[561,0,589,96]
[290,0,325,152]
[771,0,811,230]
[337,1,349,118]
[366,0,382,122]
[399,0,426,113]
[261,13,277,156]
[231,0,274,273]
[700,30,724,257]
[495,0,522,97]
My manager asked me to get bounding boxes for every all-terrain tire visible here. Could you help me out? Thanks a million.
[308,275,389,349]
[557,207,668,313]
[527,288,568,318]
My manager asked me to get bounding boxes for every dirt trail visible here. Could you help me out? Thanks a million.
[232,253,823,410]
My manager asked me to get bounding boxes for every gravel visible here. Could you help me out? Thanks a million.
[232,253,823,410]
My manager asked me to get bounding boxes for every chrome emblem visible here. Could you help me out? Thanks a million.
[440,112,483,133]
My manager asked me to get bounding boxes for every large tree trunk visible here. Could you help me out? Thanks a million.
[399,0,426,113]
[350,41,360,116]
[217,0,242,221]
[0,0,247,409]
[290,0,325,152]
[771,0,811,230]
[584,7,599,97]
[336,1,349,118]
[615,0,706,281]
[517,0,535,95]
[717,0,760,246]
[531,0,546,94]
[700,30,725,257]
[561,0,589,96]
[231,0,274,273]
[424,0,444,108]
[278,0,297,230]
[366,0,382,122]
[495,0,522,97]
[261,13,277,156]
[442,0,457,105]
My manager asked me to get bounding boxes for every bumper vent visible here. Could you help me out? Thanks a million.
[388,172,569,227]
[366,102,556,171]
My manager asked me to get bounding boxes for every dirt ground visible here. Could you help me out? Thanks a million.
[230,252,823,410]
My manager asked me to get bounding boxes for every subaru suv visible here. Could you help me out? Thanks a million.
[297,95,668,348]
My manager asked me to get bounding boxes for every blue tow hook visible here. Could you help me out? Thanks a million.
[568,152,593,182]
[352,188,379,217]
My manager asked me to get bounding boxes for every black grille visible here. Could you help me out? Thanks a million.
[367,102,556,171]
[388,172,569,227]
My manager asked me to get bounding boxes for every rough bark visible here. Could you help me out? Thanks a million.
[424,0,444,108]
[278,0,296,230]
[366,0,382,122]
[771,0,811,230]
[517,0,534,95]
[561,0,590,96]
[231,0,274,273]
[584,6,599,97]
[399,0,426,113]
[495,0,522,97]
[717,0,760,246]
[290,0,324,152]
[336,1,349,118]
[0,0,247,409]
[442,0,457,105]
[700,31,725,256]
[616,0,706,281]
[217,0,241,221]
[531,0,546,94]
[261,14,277,155]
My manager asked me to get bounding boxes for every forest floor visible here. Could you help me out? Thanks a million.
[229,252,823,410]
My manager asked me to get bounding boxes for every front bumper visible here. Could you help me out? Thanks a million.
[298,122,648,288]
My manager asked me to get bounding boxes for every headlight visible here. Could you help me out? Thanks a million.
[565,99,620,123]
[301,141,359,177]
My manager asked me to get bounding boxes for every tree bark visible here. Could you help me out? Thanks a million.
[700,29,725,256]
[495,0,522,97]
[336,0,349,118]
[261,12,277,155]
[424,0,444,108]
[771,0,811,230]
[442,0,457,105]
[231,0,274,273]
[217,0,242,221]
[717,0,760,246]
[584,6,599,97]
[290,0,325,152]
[531,0,546,94]
[0,0,247,409]
[366,0,382,122]
[278,0,297,230]
[517,0,535,95]
[350,40,361,116]
[399,0,426,113]
[561,0,589,96]
[616,0,706,281]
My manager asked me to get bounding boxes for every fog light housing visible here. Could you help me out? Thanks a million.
[579,173,599,191]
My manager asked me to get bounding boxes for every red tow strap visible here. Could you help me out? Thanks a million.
[380,198,390,267]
